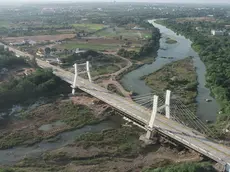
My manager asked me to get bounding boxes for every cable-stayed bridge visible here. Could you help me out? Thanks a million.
[37,59,230,171]
[2,43,230,171]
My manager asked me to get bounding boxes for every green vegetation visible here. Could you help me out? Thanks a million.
[0,48,27,69]
[0,168,20,172]
[60,50,123,77]
[118,23,161,60]
[95,27,151,39]
[72,23,104,32]
[144,57,197,105]
[0,21,11,28]
[59,102,99,128]
[91,64,120,76]
[157,19,230,137]
[61,42,119,51]
[0,69,70,110]
[165,37,177,44]
[0,101,100,149]
[143,162,216,172]
[0,131,39,150]
[76,126,144,157]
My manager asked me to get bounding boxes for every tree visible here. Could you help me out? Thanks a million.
[45,47,51,55]
[51,48,57,52]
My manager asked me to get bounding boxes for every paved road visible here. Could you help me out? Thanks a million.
[3,43,230,170]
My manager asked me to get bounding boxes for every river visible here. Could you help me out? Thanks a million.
[121,19,219,122]
[0,117,121,165]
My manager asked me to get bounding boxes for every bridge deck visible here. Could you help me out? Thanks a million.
[37,59,230,166]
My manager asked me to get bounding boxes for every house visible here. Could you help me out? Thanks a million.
[75,48,86,54]
[211,30,224,36]
[225,25,230,29]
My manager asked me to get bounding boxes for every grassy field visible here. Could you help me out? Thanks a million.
[60,42,119,51]
[72,23,105,32]
[0,21,11,28]
[95,27,151,40]
[91,64,120,76]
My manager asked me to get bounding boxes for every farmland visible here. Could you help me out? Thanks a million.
[2,34,76,44]
[54,27,151,53]
[94,27,151,40]
[72,23,105,32]
[57,40,120,51]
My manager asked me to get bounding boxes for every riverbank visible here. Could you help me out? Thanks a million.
[0,95,112,150]
[143,57,197,107]
[154,19,230,137]
[121,19,219,123]
[0,124,203,172]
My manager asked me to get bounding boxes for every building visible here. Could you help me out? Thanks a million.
[211,30,224,36]
[132,26,145,30]
[75,48,86,54]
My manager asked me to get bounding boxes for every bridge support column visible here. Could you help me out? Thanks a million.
[146,95,158,140]
[72,63,78,95]
[165,90,171,119]
[86,61,92,83]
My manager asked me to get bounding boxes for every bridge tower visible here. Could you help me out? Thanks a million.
[145,95,158,139]
[72,63,78,95]
[72,61,92,95]
[165,90,171,119]
[86,61,92,83]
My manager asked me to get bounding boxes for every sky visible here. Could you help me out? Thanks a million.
[1,0,230,4]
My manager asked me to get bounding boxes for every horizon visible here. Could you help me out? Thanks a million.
[1,0,230,5]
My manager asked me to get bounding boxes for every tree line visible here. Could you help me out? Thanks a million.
[0,69,69,110]
[157,19,230,136]
[0,47,27,69]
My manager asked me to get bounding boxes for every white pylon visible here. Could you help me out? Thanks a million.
[86,61,92,83]
[146,95,158,139]
[72,63,78,95]
[165,90,171,119]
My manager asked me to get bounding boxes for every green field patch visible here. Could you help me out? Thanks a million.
[60,42,119,51]
[91,64,120,77]
[72,23,105,32]
[95,27,151,40]
[0,21,11,28]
